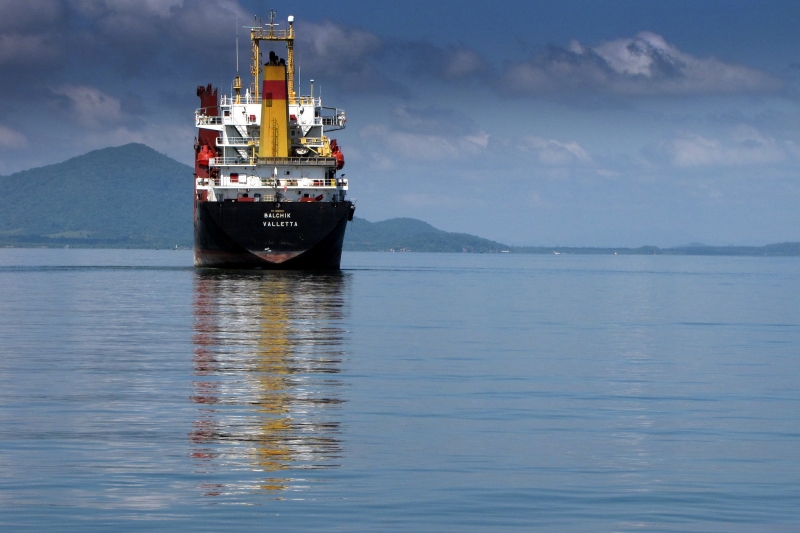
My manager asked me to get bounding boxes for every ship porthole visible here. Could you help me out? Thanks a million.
[275,202,281,208]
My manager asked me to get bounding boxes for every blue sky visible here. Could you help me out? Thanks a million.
[2,0,800,246]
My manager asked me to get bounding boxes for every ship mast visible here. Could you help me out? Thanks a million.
[233,16,242,104]
[250,10,296,104]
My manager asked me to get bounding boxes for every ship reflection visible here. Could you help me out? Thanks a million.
[191,270,350,496]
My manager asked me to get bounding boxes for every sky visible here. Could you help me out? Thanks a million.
[2,0,800,246]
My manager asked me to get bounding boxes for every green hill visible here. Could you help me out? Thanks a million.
[0,143,191,248]
[344,217,508,252]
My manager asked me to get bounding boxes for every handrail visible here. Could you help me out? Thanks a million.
[251,28,292,40]
[215,95,325,107]
[295,96,322,106]
[197,113,341,129]
[196,115,223,125]
[219,96,262,106]
[298,137,327,146]
[258,157,336,166]
[216,137,257,146]
[198,176,337,188]
[257,156,338,166]
[210,156,338,167]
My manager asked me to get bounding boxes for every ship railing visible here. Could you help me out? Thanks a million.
[215,136,338,151]
[210,157,248,166]
[197,111,340,130]
[200,176,337,188]
[297,137,328,147]
[217,178,337,188]
[215,95,325,107]
[291,116,345,129]
[258,156,339,167]
[250,28,293,40]
[274,178,337,187]
[216,136,257,146]
[320,116,347,127]
[219,95,263,106]
[196,115,223,125]
[210,156,338,167]
[294,96,322,106]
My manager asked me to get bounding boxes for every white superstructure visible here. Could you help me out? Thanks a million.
[194,11,349,205]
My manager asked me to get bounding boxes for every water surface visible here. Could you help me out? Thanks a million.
[1,249,799,531]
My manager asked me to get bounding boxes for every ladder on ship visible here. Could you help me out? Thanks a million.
[233,124,250,159]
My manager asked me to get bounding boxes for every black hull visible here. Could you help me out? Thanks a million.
[194,200,353,270]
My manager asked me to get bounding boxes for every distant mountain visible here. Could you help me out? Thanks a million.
[1,144,798,255]
[0,143,192,248]
[344,217,508,252]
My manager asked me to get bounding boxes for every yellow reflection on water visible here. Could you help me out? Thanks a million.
[190,271,349,496]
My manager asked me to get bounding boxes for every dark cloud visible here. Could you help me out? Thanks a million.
[0,1,792,181]
[0,0,68,72]
[0,2,413,172]
[0,0,67,32]
[290,22,491,94]
[384,40,490,82]
[291,20,400,95]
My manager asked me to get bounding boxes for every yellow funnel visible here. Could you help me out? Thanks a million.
[258,61,290,158]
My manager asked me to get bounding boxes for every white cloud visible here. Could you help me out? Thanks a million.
[503,32,782,96]
[73,0,246,48]
[293,20,391,93]
[462,132,489,150]
[52,85,122,128]
[361,123,489,161]
[442,48,487,79]
[166,0,247,44]
[0,125,28,149]
[671,126,786,167]
[301,20,382,63]
[362,124,457,160]
[591,32,673,77]
[73,0,185,18]
[98,0,184,18]
[522,136,591,166]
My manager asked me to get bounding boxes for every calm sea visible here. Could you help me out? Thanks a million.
[1,249,799,532]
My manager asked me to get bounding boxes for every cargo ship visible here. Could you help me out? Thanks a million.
[193,11,354,269]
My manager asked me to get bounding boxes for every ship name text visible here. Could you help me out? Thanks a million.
[264,221,299,227]
[264,211,291,219]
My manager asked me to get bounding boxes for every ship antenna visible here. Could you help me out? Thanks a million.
[235,16,239,73]
[232,15,242,103]
[268,9,276,37]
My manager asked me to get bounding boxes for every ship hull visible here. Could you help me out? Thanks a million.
[194,200,353,269]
